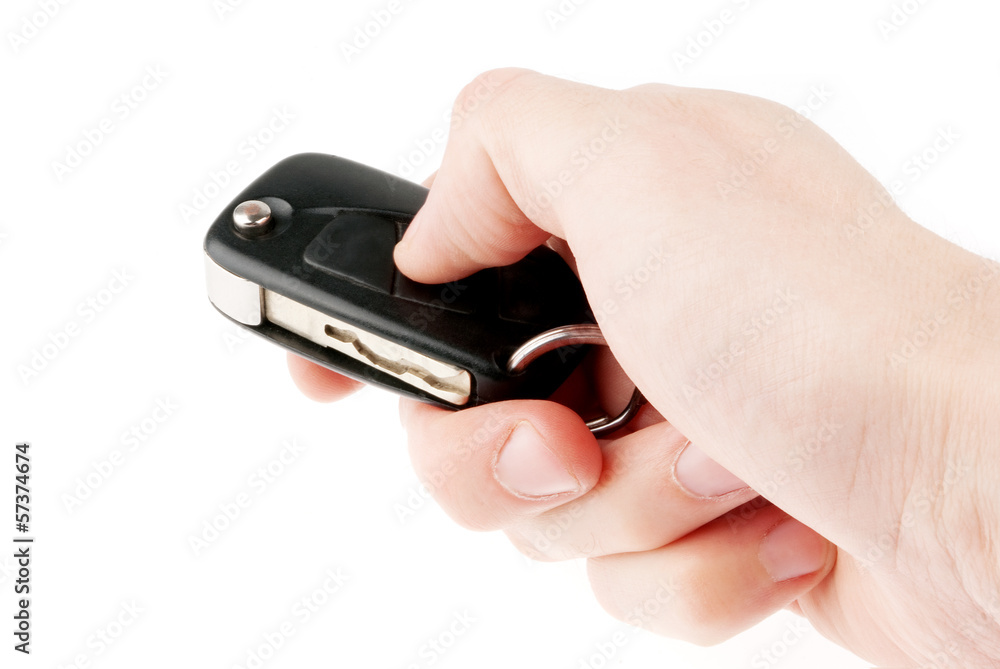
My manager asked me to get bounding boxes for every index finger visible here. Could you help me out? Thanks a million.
[393,68,628,285]
[286,352,365,402]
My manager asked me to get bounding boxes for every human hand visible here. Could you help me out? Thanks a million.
[291,69,1000,667]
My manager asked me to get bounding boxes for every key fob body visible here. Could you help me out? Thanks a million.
[204,153,593,409]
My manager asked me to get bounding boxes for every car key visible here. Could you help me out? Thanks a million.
[203,153,643,434]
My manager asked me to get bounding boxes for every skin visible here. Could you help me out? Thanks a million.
[289,69,1000,667]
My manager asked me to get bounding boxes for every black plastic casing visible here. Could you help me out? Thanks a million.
[204,153,594,409]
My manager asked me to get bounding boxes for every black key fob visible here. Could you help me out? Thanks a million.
[204,153,594,409]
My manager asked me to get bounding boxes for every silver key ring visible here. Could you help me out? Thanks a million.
[507,324,646,437]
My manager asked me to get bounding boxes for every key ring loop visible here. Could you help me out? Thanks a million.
[507,324,646,437]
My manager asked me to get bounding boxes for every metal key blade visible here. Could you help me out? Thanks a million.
[263,288,472,405]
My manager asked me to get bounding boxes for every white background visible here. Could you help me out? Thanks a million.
[3,0,999,667]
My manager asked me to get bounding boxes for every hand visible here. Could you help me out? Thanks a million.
[291,69,1000,667]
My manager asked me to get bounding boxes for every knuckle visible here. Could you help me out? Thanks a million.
[667,592,730,645]
[447,496,507,532]
[587,556,735,646]
[505,513,599,562]
[621,82,689,118]
[504,528,563,562]
[615,515,672,553]
[450,67,535,130]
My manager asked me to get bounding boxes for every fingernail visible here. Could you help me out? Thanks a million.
[494,422,580,498]
[759,519,829,582]
[673,441,748,498]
